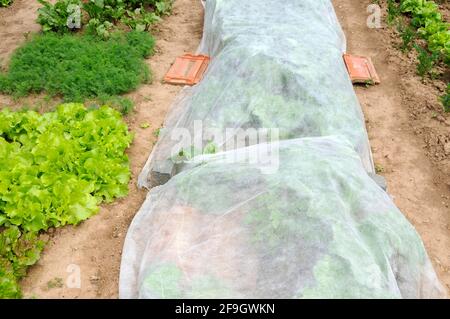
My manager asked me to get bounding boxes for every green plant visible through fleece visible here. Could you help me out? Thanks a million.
[143,263,233,298]
[0,31,155,101]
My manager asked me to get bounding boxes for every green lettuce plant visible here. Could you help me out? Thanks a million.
[0,103,133,298]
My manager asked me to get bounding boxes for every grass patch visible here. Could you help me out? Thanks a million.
[0,31,155,101]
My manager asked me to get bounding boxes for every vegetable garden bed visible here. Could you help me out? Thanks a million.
[0,0,173,299]
[0,104,133,298]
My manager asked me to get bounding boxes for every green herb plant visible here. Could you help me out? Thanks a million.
[0,31,155,101]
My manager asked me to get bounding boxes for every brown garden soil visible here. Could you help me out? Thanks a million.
[0,0,448,298]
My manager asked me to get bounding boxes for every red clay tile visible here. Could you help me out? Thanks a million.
[164,54,210,85]
[343,54,380,85]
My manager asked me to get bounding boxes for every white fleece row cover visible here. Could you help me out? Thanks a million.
[121,0,446,298]
[138,0,374,188]
[120,137,445,298]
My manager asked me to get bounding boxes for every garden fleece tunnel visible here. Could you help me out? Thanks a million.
[119,0,446,298]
